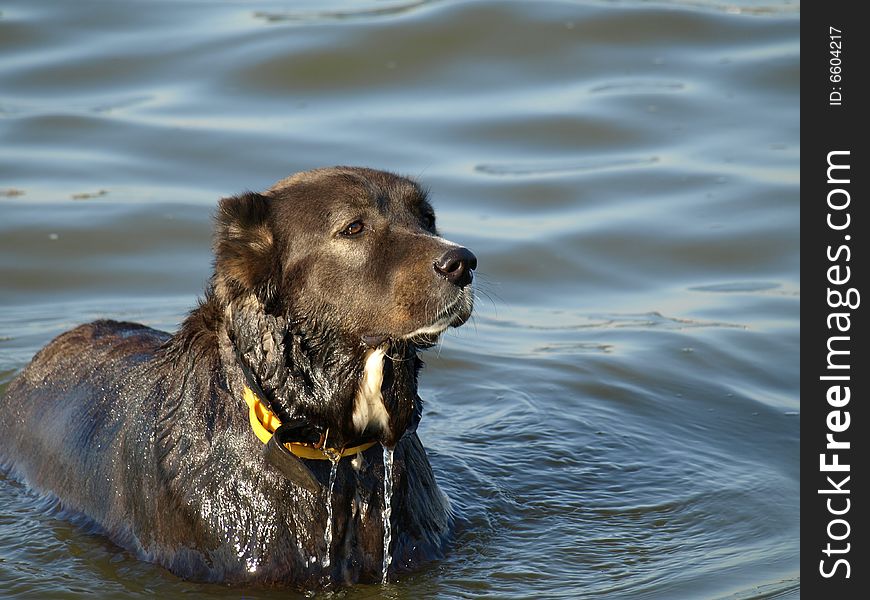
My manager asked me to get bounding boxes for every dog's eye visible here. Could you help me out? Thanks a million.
[424,213,436,229]
[341,221,366,237]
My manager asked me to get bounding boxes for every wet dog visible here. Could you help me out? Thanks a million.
[0,167,476,585]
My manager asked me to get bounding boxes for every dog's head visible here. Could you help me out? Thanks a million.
[214,166,475,344]
[211,167,476,446]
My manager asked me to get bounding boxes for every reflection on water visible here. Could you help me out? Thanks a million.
[1,0,799,598]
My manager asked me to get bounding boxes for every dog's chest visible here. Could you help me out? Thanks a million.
[351,347,390,435]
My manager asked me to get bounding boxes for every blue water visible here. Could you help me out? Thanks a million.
[1,1,800,598]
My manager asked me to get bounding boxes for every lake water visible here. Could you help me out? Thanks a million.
[0,1,800,598]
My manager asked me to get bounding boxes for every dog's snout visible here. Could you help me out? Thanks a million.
[433,247,477,287]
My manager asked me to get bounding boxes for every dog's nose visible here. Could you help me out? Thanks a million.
[434,247,477,287]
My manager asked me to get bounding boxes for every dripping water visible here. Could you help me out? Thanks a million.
[381,445,395,584]
[322,455,339,571]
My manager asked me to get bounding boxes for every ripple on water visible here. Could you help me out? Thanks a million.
[474,155,660,178]
[689,281,781,293]
[253,0,435,24]
[588,80,686,94]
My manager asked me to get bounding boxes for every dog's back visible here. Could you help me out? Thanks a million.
[1,320,169,511]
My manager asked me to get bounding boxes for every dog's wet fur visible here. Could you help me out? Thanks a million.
[0,167,476,585]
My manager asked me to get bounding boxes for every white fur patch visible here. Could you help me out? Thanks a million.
[352,347,390,435]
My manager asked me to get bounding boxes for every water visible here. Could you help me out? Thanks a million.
[381,445,395,584]
[322,458,340,571]
[0,0,799,598]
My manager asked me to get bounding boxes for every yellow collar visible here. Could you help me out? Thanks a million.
[243,385,377,461]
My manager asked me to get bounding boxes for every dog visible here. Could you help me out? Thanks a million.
[0,167,476,585]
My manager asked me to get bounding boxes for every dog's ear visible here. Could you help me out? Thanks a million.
[214,192,274,296]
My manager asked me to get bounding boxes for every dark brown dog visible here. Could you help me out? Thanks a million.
[0,167,476,585]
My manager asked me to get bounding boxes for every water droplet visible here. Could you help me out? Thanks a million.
[322,457,339,570]
[381,445,395,584]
